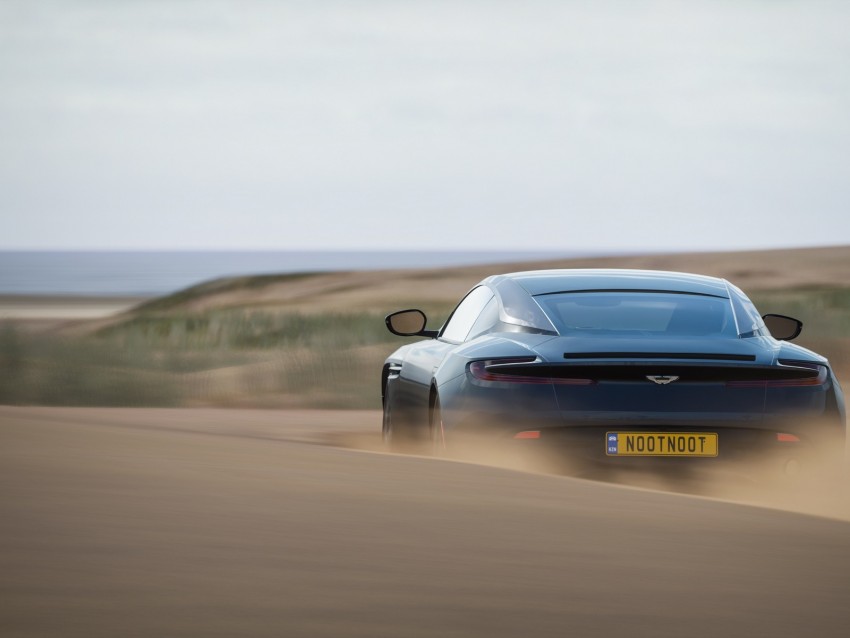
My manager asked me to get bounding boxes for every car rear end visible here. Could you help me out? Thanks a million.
[465,350,841,475]
[457,282,846,477]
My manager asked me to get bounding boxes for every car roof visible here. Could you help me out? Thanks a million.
[486,269,731,298]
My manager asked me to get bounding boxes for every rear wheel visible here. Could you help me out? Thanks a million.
[382,380,421,452]
[381,400,393,446]
[430,394,447,455]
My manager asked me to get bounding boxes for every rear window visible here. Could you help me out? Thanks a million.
[534,292,737,337]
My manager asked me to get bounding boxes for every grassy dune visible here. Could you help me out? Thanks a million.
[2,246,849,408]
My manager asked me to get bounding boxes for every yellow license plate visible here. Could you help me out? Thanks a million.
[606,432,718,457]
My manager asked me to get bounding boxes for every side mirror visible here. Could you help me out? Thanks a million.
[763,314,803,341]
[385,309,438,338]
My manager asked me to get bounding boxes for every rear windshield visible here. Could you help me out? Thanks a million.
[534,292,737,337]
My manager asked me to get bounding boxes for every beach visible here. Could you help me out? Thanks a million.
[2,246,849,636]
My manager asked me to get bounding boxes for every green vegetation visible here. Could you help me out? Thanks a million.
[98,310,396,351]
[749,288,850,341]
[1,283,847,410]
[0,300,455,409]
[0,324,181,406]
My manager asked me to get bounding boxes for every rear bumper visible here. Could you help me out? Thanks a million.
[441,372,846,472]
[526,422,843,462]
[448,411,846,474]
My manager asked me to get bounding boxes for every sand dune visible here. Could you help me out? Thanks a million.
[61,245,850,320]
[2,407,849,638]
[161,244,850,314]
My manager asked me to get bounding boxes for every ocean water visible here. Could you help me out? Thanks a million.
[0,250,587,297]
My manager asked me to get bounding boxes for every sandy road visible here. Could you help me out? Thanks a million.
[2,407,850,638]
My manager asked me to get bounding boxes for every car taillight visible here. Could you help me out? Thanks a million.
[468,359,593,386]
[726,362,828,388]
[514,430,541,439]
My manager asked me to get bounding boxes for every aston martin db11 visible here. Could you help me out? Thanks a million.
[381,269,845,474]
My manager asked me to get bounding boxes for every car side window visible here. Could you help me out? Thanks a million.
[466,296,500,341]
[440,286,495,343]
[728,286,767,337]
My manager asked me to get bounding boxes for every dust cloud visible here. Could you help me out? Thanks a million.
[331,427,850,522]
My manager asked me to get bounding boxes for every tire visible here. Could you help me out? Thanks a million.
[430,394,447,455]
[381,399,393,446]
[382,380,418,452]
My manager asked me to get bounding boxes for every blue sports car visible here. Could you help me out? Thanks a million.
[381,269,845,475]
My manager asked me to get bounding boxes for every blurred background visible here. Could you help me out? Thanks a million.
[1,1,849,408]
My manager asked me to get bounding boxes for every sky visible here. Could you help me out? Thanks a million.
[1,0,849,252]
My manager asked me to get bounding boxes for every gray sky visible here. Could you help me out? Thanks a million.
[1,0,849,251]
